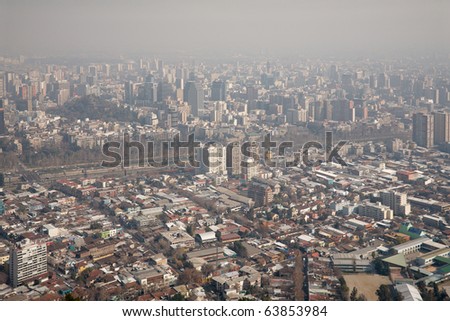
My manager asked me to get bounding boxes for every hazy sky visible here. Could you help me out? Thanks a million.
[1,0,449,57]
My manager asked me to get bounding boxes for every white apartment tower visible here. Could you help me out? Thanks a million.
[9,239,47,288]
[358,202,394,221]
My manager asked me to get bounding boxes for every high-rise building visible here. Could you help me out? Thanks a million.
[211,80,227,101]
[249,182,273,207]
[184,81,203,117]
[358,202,393,221]
[209,101,226,123]
[226,141,241,177]
[412,112,434,148]
[369,74,378,89]
[9,239,47,288]
[0,199,5,215]
[198,143,226,176]
[380,190,411,216]
[329,65,339,82]
[241,157,258,181]
[157,82,175,102]
[0,107,5,135]
[0,99,5,135]
[433,111,450,145]
[0,72,5,97]
[387,138,403,153]
[57,89,70,106]
[142,76,158,103]
[331,99,355,122]
[124,81,135,105]
[377,73,390,89]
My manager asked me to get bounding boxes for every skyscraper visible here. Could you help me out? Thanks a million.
[124,81,135,105]
[331,99,355,122]
[433,111,450,145]
[226,141,241,177]
[0,72,5,97]
[184,81,203,117]
[199,143,226,176]
[380,190,411,216]
[241,157,258,181]
[377,73,390,89]
[412,112,434,148]
[211,80,227,101]
[0,99,5,135]
[9,239,47,288]
[0,108,5,135]
[0,199,5,215]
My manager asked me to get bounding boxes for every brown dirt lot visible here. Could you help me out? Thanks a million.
[343,273,392,301]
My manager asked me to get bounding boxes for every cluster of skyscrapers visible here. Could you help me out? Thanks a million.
[412,111,450,148]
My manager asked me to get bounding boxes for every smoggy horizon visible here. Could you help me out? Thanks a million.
[1,0,449,59]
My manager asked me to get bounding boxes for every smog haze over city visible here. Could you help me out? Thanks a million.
[1,0,450,58]
[1,0,450,306]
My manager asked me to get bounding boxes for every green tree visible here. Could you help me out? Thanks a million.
[338,276,349,300]
[376,284,392,301]
[373,257,389,275]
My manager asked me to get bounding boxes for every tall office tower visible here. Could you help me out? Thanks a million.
[369,74,378,89]
[88,65,97,77]
[380,190,411,216]
[241,157,258,181]
[157,59,164,77]
[9,239,47,288]
[227,141,241,177]
[210,103,222,123]
[313,101,323,121]
[0,100,5,135]
[184,81,203,117]
[211,80,227,101]
[198,143,226,176]
[331,99,355,122]
[433,111,450,145]
[57,89,70,106]
[143,81,158,103]
[0,72,5,97]
[377,73,390,89]
[426,88,440,105]
[412,112,434,148]
[438,88,449,106]
[104,64,110,77]
[329,65,339,82]
[0,199,4,215]
[175,78,184,90]
[124,81,134,105]
[246,85,259,110]
[157,82,175,102]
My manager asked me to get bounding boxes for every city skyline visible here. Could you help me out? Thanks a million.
[1,1,450,304]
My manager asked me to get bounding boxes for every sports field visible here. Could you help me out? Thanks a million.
[343,274,391,301]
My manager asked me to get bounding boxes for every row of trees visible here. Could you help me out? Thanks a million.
[376,284,403,301]
[417,281,449,301]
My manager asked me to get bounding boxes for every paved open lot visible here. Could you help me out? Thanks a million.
[343,274,392,301]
